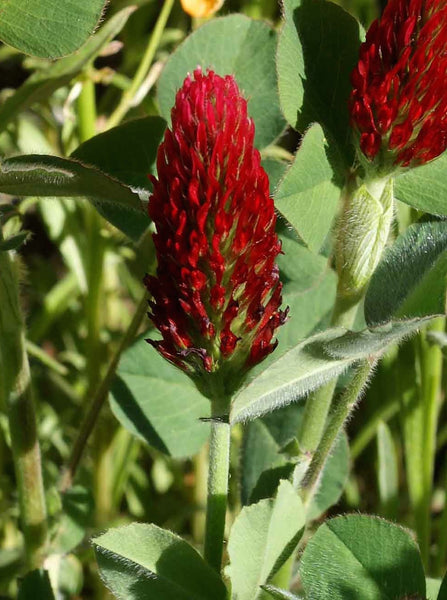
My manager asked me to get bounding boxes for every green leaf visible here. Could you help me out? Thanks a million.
[274,124,340,252]
[110,335,210,458]
[426,578,442,600]
[93,523,227,600]
[321,318,435,359]
[0,154,144,240]
[0,0,107,58]
[365,221,447,326]
[157,15,285,150]
[261,585,301,600]
[52,486,94,553]
[241,405,349,520]
[261,158,289,195]
[241,238,336,502]
[276,232,337,354]
[0,7,135,131]
[226,480,305,600]
[241,405,301,505]
[300,515,426,600]
[277,0,363,170]
[394,153,447,216]
[376,421,398,519]
[18,569,55,600]
[230,318,433,424]
[71,116,166,239]
[0,231,30,251]
[71,116,165,192]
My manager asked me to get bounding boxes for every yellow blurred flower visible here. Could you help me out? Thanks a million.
[180,0,223,18]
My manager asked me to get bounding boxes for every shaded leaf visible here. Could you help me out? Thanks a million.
[306,433,349,521]
[241,404,349,521]
[18,569,55,600]
[365,221,447,326]
[275,232,336,356]
[277,0,363,170]
[241,404,301,505]
[71,116,166,192]
[93,523,227,600]
[110,335,210,458]
[274,124,340,252]
[438,572,447,600]
[300,515,426,600]
[52,486,94,554]
[262,158,289,195]
[71,116,167,239]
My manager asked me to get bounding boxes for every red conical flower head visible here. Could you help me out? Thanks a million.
[145,69,286,395]
[350,0,447,169]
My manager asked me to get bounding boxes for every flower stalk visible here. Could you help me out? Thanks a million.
[301,360,374,505]
[144,69,286,574]
[0,228,47,569]
[203,405,231,572]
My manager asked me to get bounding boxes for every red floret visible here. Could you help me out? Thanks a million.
[350,0,447,168]
[145,68,286,378]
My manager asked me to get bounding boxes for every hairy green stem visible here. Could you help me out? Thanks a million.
[298,290,360,453]
[60,292,148,492]
[106,0,175,129]
[0,234,47,569]
[301,360,373,504]
[77,78,97,143]
[204,405,231,573]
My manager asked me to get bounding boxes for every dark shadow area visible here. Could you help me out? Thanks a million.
[249,464,295,505]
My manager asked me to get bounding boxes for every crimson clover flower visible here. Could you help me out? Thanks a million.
[350,0,447,169]
[144,69,287,397]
